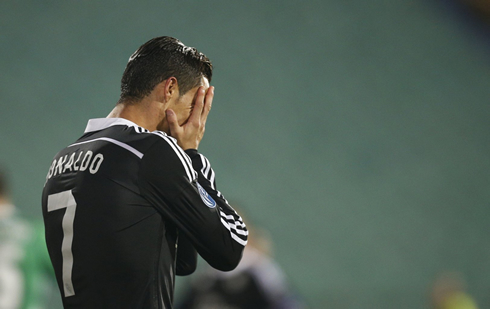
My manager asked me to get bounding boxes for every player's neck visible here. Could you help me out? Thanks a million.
[108,98,164,132]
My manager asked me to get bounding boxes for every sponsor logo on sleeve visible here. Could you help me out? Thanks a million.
[197,183,216,208]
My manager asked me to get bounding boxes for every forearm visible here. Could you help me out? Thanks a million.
[138,141,247,272]
[176,232,197,276]
[184,149,248,270]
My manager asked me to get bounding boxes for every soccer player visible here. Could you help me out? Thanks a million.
[42,36,248,308]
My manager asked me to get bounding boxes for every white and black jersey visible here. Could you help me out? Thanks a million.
[42,118,248,309]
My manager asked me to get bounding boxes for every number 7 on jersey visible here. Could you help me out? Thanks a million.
[47,190,77,297]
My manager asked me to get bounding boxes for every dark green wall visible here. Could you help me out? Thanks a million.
[1,1,489,308]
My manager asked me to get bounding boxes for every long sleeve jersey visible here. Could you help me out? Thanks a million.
[41,118,248,309]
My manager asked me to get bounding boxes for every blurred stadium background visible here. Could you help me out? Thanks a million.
[1,0,489,308]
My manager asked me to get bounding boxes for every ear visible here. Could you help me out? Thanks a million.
[160,77,179,103]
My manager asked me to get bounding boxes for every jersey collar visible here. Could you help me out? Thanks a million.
[85,118,142,133]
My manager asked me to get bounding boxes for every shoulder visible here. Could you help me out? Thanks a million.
[78,124,178,159]
[140,131,196,179]
[77,118,177,156]
[140,131,186,159]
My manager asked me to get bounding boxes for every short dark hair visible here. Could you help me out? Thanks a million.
[118,36,213,103]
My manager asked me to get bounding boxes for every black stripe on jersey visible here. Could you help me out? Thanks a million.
[199,154,212,179]
[135,126,149,133]
[219,210,248,246]
[219,211,247,234]
[198,154,226,199]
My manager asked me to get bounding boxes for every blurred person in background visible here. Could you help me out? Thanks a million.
[460,0,490,22]
[0,167,54,309]
[176,205,306,309]
[430,271,479,309]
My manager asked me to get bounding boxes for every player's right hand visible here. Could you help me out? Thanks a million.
[166,86,214,150]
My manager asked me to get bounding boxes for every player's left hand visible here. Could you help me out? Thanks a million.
[166,86,214,150]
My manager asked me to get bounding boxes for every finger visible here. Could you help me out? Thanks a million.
[166,109,179,133]
[201,86,214,126]
[188,87,205,126]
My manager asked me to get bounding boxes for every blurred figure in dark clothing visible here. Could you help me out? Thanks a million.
[176,210,306,309]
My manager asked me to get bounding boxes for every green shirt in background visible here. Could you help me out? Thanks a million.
[0,205,55,309]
